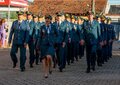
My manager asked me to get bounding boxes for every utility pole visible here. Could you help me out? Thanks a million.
[91,0,95,14]
[8,0,10,25]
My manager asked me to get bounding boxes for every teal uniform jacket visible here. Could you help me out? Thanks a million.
[78,24,85,40]
[71,23,83,43]
[107,24,115,41]
[37,23,58,58]
[83,20,101,45]
[25,20,35,41]
[103,23,108,41]
[8,20,29,45]
[39,22,45,27]
[106,23,115,58]
[61,20,73,43]
[36,22,45,40]
[34,22,40,40]
[99,22,107,42]
[53,21,64,44]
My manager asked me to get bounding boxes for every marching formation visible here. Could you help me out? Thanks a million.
[8,11,115,78]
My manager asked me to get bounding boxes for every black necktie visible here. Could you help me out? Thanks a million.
[58,22,59,26]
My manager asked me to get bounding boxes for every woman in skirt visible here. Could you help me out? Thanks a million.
[37,15,58,78]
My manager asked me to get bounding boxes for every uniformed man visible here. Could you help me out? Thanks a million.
[25,11,35,68]
[38,15,45,28]
[8,11,29,72]
[78,17,85,59]
[83,11,101,73]
[96,15,104,66]
[69,15,75,63]
[57,13,72,72]
[71,16,79,62]
[101,16,108,63]
[38,15,45,62]
[106,17,115,59]
[32,14,40,65]
[53,13,63,68]
[63,14,73,65]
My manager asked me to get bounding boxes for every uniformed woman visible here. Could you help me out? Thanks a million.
[37,15,57,78]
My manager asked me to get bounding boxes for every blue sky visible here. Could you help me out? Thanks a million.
[28,0,120,5]
[28,0,34,2]
[108,0,120,5]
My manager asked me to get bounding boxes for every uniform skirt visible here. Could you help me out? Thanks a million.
[40,45,55,59]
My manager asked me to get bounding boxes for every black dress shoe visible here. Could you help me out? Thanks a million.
[79,56,82,59]
[71,61,74,63]
[59,68,63,72]
[105,59,108,62]
[30,64,33,68]
[40,58,42,62]
[44,75,48,78]
[36,63,39,65]
[92,67,95,71]
[98,64,102,67]
[68,63,70,65]
[13,63,16,68]
[53,64,56,68]
[102,62,104,64]
[86,70,90,73]
[21,68,25,72]
[63,66,65,69]
[49,70,52,74]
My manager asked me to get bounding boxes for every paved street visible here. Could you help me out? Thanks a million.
[0,41,120,85]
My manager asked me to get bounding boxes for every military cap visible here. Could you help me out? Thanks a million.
[58,11,64,16]
[38,15,43,18]
[45,14,52,20]
[105,17,108,20]
[16,11,24,15]
[96,14,101,19]
[86,11,94,15]
[61,12,64,16]
[64,14,70,18]
[107,17,112,21]
[74,16,78,20]
[101,15,106,20]
[33,14,38,18]
[83,18,88,21]
[78,16,84,20]
[70,15,74,19]
[26,11,32,15]
[56,13,62,16]
[78,16,80,19]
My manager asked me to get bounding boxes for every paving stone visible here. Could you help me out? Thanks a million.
[0,41,120,85]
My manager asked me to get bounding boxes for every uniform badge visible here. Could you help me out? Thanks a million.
[74,25,77,31]
[66,27,69,33]
[66,24,69,33]
[36,25,39,29]
[42,29,45,33]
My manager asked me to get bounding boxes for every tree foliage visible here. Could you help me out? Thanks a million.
[29,0,107,15]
